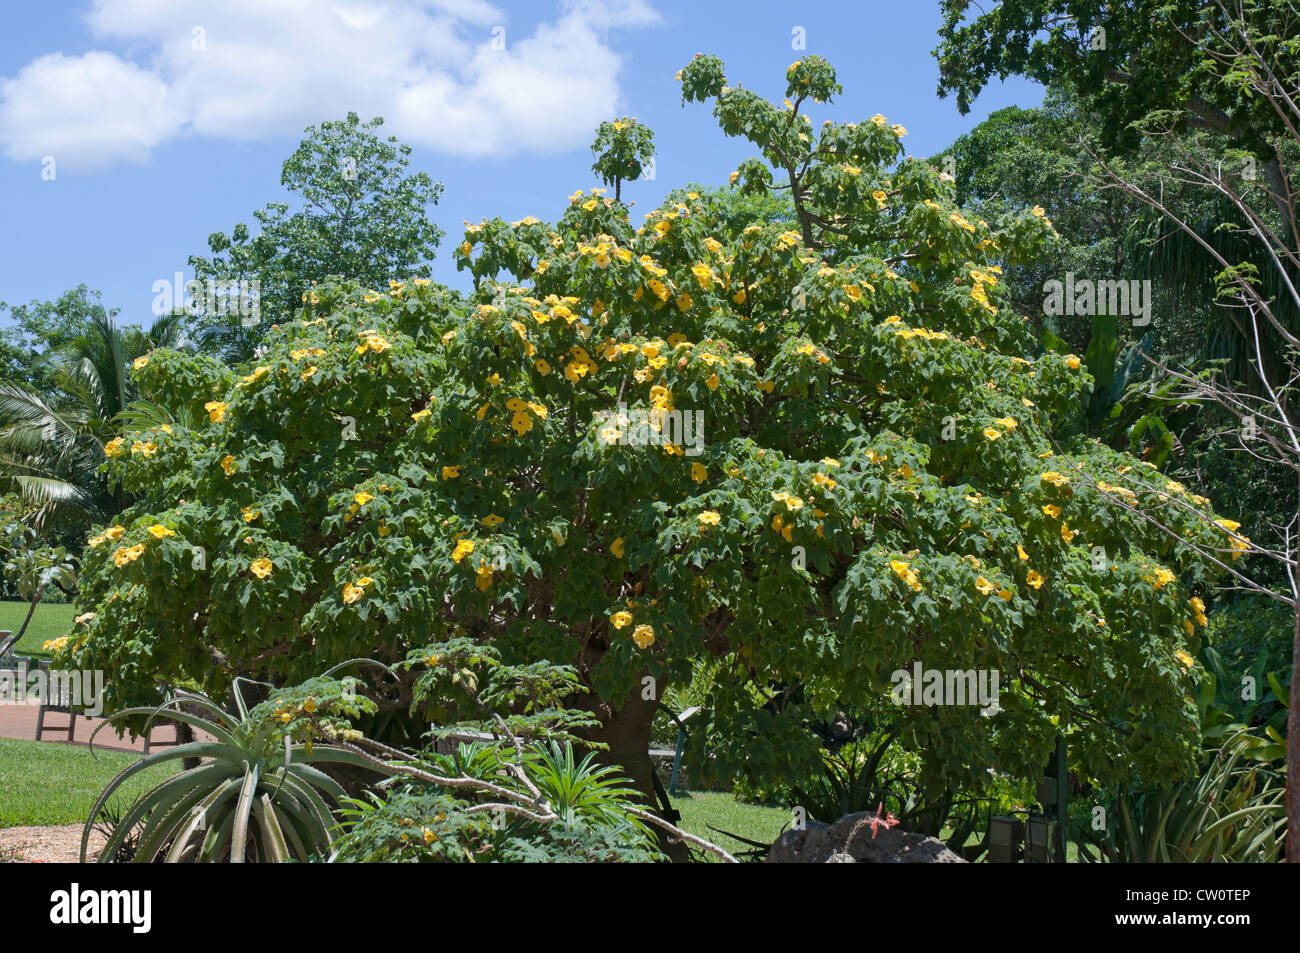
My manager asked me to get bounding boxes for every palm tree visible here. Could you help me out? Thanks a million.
[0,312,185,536]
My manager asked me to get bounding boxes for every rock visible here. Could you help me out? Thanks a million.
[767,811,967,863]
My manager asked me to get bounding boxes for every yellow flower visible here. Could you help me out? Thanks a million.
[220,454,236,476]
[1040,471,1068,486]
[698,510,721,526]
[250,558,273,579]
[1144,566,1176,589]
[441,465,461,479]
[975,576,995,595]
[1060,523,1075,542]
[1175,649,1195,670]
[412,409,431,421]
[1065,355,1081,370]
[535,359,551,376]
[511,411,533,435]
[104,525,125,540]
[691,463,707,483]
[147,524,174,538]
[342,583,365,603]
[611,537,625,558]
[983,427,1001,441]
[632,624,655,649]
[301,365,318,381]
[476,560,494,591]
[1042,504,1062,518]
[204,401,228,423]
[354,491,374,506]
[452,540,475,564]
[705,373,720,391]
[1017,545,1029,561]
[1027,570,1045,589]
[104,437,125,457]
[889,560,922,592]
[482,514,504,528]
[610,611,633,629]
[113,544,146,567]
[133,355,149,370]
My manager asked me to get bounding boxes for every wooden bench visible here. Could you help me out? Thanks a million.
[34,659,77,742]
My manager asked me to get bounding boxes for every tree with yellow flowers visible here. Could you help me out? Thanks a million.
[62,54,1243,829]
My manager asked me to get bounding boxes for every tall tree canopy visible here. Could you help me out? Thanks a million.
[63,55,1241,815]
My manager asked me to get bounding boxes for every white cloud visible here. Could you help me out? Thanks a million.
[0,0,659,168]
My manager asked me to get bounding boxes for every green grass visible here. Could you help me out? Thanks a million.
[670,790,790,860]
[0,600,75,661]
[0,737,179,828]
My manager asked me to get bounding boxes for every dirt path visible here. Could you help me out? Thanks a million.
[0,824,106,863]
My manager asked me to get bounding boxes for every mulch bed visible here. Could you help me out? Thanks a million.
[0,824,106,863]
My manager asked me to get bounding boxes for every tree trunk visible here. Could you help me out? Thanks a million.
[15,584,46,642]
[1264,154,1296,251]
[586,680,690,862]
[1289,556,1299,864]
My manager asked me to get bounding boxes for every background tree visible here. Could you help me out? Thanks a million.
[0,312,184,539]
[0,286,118,397]
[189,113,445,363]
[934,0,1297,223]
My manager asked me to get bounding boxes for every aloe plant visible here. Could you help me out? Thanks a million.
[82,678,377,862]
[1078,732,1286,863]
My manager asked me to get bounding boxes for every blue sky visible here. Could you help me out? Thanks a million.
[0,0,1042,327]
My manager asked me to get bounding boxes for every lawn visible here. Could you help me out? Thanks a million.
[670,790,790,860]
[0,600,75,662]
[0,737,178,828]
